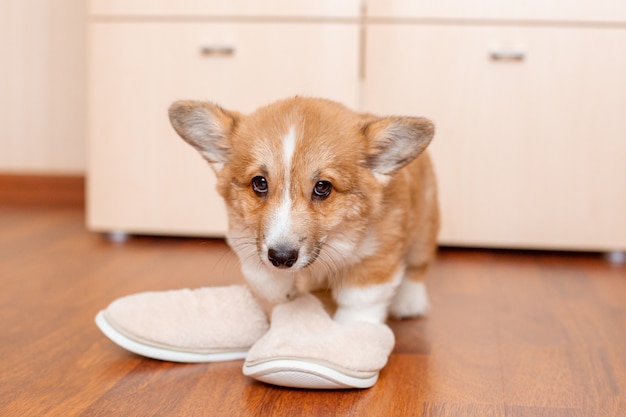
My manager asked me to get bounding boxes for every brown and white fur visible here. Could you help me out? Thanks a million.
[169,97,439,324]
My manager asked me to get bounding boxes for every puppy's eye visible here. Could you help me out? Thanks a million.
[312,181,332,200]
[251,176,268,196]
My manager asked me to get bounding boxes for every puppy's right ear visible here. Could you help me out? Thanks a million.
[168,100,240,172]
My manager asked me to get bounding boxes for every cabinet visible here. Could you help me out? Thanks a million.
[87,2,361,236]
[88,0,626,252]
[364,2,626,251]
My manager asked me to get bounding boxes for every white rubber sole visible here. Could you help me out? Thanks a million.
[242,359,379,389]
[95,311,248,363]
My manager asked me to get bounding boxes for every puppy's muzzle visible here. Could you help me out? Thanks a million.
[268,246,299,269]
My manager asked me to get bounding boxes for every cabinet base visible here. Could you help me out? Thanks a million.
[605,251,626,265]
[106,231,130,243]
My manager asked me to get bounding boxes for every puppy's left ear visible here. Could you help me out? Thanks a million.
[364,117,434,180]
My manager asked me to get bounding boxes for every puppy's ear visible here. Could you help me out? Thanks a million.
[363,116,434,181]
[169,100,240,172]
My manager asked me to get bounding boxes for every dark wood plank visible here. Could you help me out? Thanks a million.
[1,207,625,416]
[0,174,85,206]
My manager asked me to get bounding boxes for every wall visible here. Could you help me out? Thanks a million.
[0,0,86,174]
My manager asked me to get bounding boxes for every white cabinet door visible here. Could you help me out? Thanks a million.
[365,24,626,250]
[88,22,359,236]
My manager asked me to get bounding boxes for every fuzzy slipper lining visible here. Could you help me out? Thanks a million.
[243,294,395,389]
[96,285,269,362]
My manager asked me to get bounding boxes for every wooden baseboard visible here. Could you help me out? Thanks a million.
[0,174,85,206]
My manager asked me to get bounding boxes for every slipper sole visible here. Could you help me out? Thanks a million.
[95,310,248,363]
[242,358,379,389]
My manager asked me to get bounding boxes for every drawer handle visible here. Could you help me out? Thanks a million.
[489,50,525,61]
[200,46,235,57]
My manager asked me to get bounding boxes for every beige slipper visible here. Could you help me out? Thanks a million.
[95,285,269,362]
[243,294,395,389]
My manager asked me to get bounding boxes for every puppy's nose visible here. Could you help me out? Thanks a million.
[268,247,299,269]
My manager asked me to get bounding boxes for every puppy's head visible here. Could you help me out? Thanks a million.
[169,97,434,271]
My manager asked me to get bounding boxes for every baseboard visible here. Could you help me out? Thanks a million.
[0,174,85,206]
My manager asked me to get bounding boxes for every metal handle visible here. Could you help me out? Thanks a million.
[489,50,525,61]
[200,45,235,57]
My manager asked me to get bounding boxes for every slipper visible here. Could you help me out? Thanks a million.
[243,294,395,389]
[95,285,269,362]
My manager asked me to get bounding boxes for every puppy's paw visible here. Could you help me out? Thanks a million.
[332,283,398,324]
[241,262,297,308]
[254,281,298,306]
[334,306,387,325]
[254,286,299,317]
[389,280,430,319]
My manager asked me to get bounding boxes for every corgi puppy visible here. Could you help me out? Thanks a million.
[169,97,438,324]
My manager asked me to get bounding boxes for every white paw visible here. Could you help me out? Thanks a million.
[334,305,388,324]
[252,277,297,305]
[332,280,401,324]
[241,260,297,305]
[389,280,430,319]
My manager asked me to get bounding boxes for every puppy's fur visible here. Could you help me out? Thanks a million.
[169,97,438,324]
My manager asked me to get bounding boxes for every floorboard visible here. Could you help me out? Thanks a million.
[1,205,625,416]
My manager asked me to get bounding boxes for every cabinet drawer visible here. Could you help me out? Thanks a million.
[365,24,626,250]
[88,22,359,236]
[367,0,626,23]
[89,0,361,19]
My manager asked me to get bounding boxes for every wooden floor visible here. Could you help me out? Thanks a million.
[1,204,625,417]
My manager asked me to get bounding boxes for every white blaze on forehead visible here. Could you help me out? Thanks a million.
[282,126,296,167]
[265,126,297,247]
